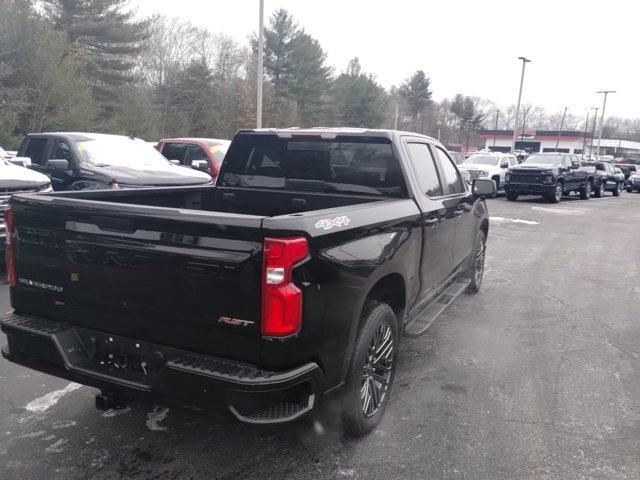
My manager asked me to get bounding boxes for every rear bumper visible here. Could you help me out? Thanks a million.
[504,183,556,195]
[1,311,323,424]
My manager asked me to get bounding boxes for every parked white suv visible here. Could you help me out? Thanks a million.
[458,152,518,192]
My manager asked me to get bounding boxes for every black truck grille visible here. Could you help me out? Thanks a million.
[510,173,542,183]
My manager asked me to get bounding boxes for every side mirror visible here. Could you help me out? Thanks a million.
[8,156,32,168]
[47,159,69,171]
[191,160,211,173]
[472,178,497,197]
[169,159,180,165]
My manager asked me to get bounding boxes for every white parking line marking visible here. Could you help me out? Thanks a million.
[25,383,82,413]
[490,216,540,225]
[531,206,583,215]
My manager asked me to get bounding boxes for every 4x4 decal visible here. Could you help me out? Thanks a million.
[315,216,351,231]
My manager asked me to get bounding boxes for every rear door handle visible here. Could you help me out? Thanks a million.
[424,218,439,227]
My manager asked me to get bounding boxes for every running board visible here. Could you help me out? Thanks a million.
[403,279,470,338]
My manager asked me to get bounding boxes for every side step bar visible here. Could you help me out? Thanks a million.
[403,279,470,338]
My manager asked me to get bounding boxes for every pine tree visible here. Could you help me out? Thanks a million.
[286,33,331,126]
[331,58,387,128]
[257,9,331,127]
[399,70,432,125]
[43,0,148,101]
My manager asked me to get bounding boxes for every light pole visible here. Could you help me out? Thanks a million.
[520,106,530,149]
[590,107,599,158]
[512,56,531,152]
[555,107,568,151]
[581,107,597,158]
[256,0,265,128]
[492,109,499,148]
[596,90,615,158]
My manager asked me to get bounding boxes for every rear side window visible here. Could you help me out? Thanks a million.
[23,138,48,165]
[185,144,208,166]
[406,142,442,197]
[161,143,187,163]
[221,135,406,197]
[434,147,465,194]
[50,140,73,162]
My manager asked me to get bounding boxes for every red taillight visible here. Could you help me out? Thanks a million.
[5,209,16,286]
[261,236,309,337]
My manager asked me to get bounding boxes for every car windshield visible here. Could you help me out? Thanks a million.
[221,135,405,197]
[464,155,499,166]
[524,154,563,166]
[74,137,172,169]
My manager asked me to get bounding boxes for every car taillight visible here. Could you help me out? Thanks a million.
[261,236,309,337]
[5,209,16,286]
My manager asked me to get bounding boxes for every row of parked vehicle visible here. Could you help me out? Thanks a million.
[457,151,639,203]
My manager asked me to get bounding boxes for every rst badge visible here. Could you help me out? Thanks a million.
[315,215,351,231]
[218,316,254,327]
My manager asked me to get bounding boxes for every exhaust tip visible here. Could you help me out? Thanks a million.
[95,390,129,411]
[95,393,109,411]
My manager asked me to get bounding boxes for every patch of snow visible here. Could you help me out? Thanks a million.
[490,216,540,225]
[25,383,82,413]
[146,406,169,431]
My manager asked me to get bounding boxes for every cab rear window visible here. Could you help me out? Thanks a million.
[220,135,406,197]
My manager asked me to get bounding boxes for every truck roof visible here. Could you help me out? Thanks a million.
[25,132,145,142]
[236,127,437,143]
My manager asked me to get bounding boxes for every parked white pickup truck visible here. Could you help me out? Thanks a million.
[458,152,518,192]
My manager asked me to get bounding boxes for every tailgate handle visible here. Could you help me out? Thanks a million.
[291,198,307,209]
[222,192,236,202]
[90,216,136,234]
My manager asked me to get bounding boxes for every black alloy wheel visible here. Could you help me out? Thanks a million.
[360,323,394,418]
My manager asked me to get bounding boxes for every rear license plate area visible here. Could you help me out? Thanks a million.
[73,330,163,385]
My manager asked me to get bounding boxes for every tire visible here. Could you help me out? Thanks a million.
[342,301,398,437]
[467,230,486,294]
[627,187,633,193]
[506,191,518,201]
[613,182,621,197]
[548,183,563,203]
[579,181,592,200]
[594,182,605,198]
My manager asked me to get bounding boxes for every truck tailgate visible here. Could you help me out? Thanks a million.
[9,196,264,363]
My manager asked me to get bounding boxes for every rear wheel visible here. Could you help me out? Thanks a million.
[613,182,622,196]
[627,187,633,193]
[506,191,518,201]
[342,301,398,437]
[467,230,486,294]
[579,181,592,200]
[594,182,605,198]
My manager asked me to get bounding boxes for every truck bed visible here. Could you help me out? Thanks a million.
[8,185,406,366]
[43,185,384,217]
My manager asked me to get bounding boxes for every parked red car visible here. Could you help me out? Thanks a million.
[155,138,230,180]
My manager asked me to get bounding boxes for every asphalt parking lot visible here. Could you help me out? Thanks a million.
[1,192,639,480]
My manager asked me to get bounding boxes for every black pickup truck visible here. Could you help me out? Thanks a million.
[1,128,495,436]
[504,153,598,203]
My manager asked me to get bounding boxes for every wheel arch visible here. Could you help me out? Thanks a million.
[364,273,407,330]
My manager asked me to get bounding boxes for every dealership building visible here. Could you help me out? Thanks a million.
[480,130,592,154]
[480,130,640,159]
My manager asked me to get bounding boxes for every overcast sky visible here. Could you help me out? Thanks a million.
[138,0,638,119]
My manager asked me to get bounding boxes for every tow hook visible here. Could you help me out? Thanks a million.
[95,390,130,411]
